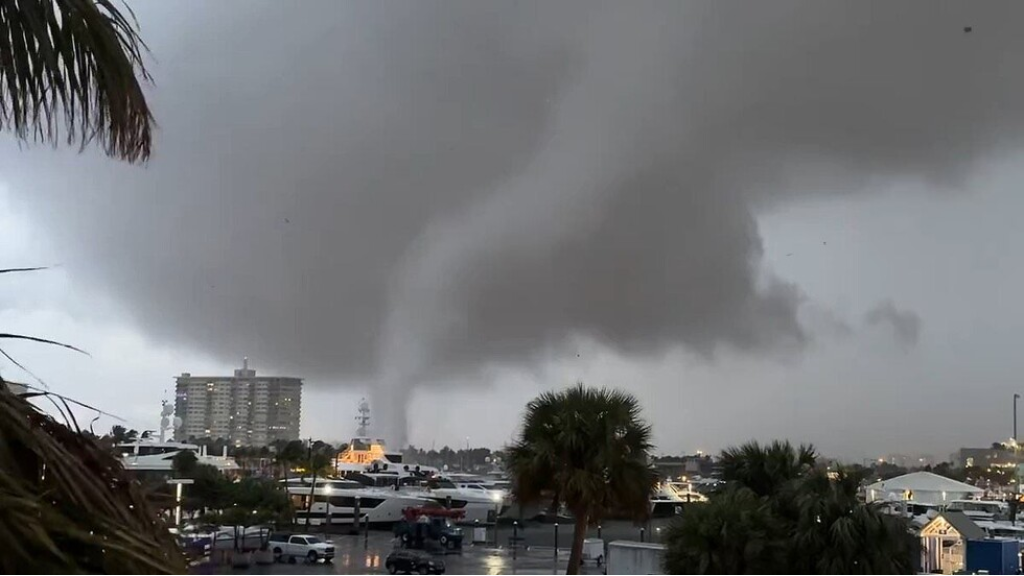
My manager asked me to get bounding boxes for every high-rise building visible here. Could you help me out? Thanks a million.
[174,358,302,446]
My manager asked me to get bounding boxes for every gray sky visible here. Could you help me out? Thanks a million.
[1,0,1024,461]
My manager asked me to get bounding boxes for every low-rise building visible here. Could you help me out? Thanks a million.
[920,511,987,574]
[956,446,1019,469]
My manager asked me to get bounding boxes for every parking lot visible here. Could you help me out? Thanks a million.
[191,527,616,575]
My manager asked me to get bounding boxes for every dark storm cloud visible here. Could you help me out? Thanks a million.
[2,1,1023,441]
[865,301,922,349]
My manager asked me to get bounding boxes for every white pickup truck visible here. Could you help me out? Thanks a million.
[267,533,335,564]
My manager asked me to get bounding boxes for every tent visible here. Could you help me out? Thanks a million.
[865,471,983,504]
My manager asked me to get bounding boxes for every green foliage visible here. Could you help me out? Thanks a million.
[177,463,292,527]
[184,464,231,515]
[0,385,184,573]
[507,384,657,574]
[664,441,916,575]
[197,476,293,526]
[171,449,198,477]
[719,440,816,498]
[300,441,335,527]
[0,0,154,161]
[0,1,156,571]
[791,469,917,574]
[274,439,307,477]
[663,488,783,574]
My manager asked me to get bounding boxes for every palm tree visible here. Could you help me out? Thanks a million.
[662,487,784,574]
[0,382,184,572]
[302,446,334,528]
[718,440,816,498]
[790,468,917,574]
[507,384,658,575]
[0,1,163,571]
[274,439,305,481]
[0,0,153,161]
[664,440,916,574]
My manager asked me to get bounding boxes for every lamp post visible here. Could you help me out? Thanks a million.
[167,478,194,526]
[1015,394,1020,444]
[554,522,559,558]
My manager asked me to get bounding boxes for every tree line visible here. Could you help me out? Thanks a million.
[505,385,919,575]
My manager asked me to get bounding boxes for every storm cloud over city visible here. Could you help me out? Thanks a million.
[2,1,1024,458]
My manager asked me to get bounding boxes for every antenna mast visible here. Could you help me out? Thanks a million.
[355,398,371,437]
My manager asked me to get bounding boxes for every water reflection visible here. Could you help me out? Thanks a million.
[484,552,506,575]
[364,553,380,569]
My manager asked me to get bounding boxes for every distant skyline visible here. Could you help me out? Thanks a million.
[3,2,1024,461]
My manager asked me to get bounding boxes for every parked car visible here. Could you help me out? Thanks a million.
[385,550,446,574]
[267,533,335,564]
[393,516,463,550]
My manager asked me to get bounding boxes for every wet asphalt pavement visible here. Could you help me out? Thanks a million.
[191,520,671,575]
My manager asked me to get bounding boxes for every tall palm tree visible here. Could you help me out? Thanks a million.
[303,447,334,528]
[507,384,658,575]
[0,0,153,161]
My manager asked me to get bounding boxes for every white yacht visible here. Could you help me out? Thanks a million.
[118,400,239,477]
[401,475,506,524]
[650,482,688,517]
[664,481,709,503]
[329,403,493,523]
[282,477,434,526]
[946,499,1008,521]
[977,520,1024,541]
[335,436,440,477]
[118,438,240,477]
[342,472,505,524]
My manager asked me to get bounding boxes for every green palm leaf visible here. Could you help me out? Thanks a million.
[0,0,153,162]
[507,383,657,575]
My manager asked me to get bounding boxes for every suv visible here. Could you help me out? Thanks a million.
[385,550,445,574]
[394,517,464,550]
[267,533,335,564]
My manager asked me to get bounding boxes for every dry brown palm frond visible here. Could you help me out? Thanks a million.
[0,381,184,573]
[0,0,153,162]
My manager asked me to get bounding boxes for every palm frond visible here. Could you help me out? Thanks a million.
[0,266,48,274]
[0,333,88,355]
[0,0,153,162]
[0,384,183,572]
[4,379,123,422]
[507,382,656,521]
[0,346,49,389]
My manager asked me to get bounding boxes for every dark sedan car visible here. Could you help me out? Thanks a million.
[385,550,445,574]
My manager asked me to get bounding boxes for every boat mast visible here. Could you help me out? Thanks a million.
[355,398,371,437]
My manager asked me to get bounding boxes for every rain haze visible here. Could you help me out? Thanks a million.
[1,0,1024,462]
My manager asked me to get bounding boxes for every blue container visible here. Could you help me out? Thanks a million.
[966,539,1020,575]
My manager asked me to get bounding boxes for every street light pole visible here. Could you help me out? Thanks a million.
[1016,394,1023,498]
[1015,394,1020,443]
[167,478,194,526]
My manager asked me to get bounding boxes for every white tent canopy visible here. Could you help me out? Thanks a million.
[866,471,983,503]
